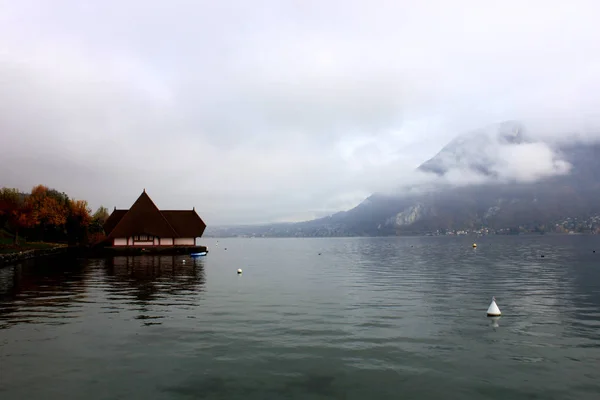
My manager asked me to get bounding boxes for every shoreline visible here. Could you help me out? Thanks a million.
[0,245,209,267]
[80,245,209,258]
[0,245,69,267]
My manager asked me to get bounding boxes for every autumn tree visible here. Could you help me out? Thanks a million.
[65,199,92,245]
[29,185,68,227]
[2,184,98,246]
[0,188,36,244]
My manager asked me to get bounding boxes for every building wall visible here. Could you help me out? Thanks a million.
[113,237,195,246]
[174,238,195,246]
[133,241,154,246]
[114,237,160,246]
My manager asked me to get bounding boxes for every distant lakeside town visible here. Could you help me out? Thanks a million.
[423,216,600,236]
[205,215,600,238]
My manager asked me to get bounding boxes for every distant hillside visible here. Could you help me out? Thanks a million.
[205,122,600,237]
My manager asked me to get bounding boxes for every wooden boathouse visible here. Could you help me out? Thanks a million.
[103,189,206,248]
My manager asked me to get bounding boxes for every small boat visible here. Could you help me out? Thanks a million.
[190,251,207,257]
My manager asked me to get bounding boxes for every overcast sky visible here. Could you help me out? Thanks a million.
[1,0,600,225]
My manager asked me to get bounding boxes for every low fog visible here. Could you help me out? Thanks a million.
[1,0,600,224]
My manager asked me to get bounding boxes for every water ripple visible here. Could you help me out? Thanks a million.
[1,236,600,399]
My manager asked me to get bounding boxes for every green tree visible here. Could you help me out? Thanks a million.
[93,206,109,224]
[89,206,109,234]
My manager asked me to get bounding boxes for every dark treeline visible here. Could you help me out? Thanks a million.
[0,185,109,246]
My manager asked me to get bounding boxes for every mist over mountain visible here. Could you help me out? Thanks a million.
[418,120,530,177]
[205,121,600,237]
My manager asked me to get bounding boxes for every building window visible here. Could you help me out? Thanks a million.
[133,235,153,241]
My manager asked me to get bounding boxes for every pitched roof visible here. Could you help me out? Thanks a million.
[103,209,127,236]
[103,190,207,239]
[162,210,206,238]
[105,191,178,239]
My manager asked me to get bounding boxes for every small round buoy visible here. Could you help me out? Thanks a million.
[541,255,545,258]
[472,243,477,248]
[318,253,321,255]
[593,250,596,253]
[487,296,501,317]
[237,268,242,274]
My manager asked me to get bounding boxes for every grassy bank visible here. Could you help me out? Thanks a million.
[0,230,66,254]
[0,241,67,254]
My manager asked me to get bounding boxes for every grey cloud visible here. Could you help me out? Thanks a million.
[2,0,600,225]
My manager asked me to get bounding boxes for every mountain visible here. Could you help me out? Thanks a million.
[205,121,600,237]
[418,120,529,177]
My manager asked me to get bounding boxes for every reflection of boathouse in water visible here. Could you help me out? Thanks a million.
[103,189,206,248]
[105,256,206,302]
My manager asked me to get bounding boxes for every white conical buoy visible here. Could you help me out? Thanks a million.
[487,296,501,317]
[237,268,242,274]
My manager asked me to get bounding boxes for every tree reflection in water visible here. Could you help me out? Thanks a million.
[0,255,207,329]
[103,255,206,325]
[0,255,89,329]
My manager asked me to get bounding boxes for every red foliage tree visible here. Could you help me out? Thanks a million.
[29,184,68,227]
[69,199,92,227]
[65,199,92,245]
[0,188,36,244]
[2,185,97,245]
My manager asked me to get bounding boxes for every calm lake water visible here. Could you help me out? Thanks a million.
[1,236,600,399]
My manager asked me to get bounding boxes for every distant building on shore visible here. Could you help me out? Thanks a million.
[103,189,206,247]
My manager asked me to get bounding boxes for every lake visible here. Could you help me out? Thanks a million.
[1,236,600,399]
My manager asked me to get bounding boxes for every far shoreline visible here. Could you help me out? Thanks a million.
[203,231,598,239]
